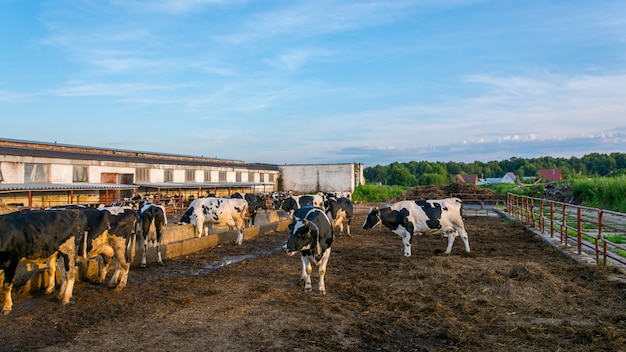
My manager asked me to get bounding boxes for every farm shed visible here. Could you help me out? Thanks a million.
[0,138,280,208]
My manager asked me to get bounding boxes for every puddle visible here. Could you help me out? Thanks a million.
[163,246,284,277]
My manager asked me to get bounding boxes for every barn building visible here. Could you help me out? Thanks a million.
[0,138,363,210]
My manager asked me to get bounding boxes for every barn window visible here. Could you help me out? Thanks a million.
[164,169,173,182]
[185,170,195,182]
[204,170,211,182]
[0,167,3,182]
[219,171,227,182]
[259,173,265,182]
[248,172,255,182]
[73,165,88,182]
[136,168,150,182]
[269,173,275,182]
[24,163,49,183]
[235,172,242,182]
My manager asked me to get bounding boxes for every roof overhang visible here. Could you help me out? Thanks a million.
[0,183,138,192]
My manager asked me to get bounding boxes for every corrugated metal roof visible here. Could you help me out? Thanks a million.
[135,182,275,189]
[0,182,276,192]
[0,183,138,192]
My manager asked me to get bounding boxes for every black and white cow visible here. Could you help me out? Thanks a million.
[87,206,137,290]
[231,192,266,226]
[178,197,249,245]
[362,198,470,257]
[282,206,334,294]
[280,194,325,215]
[325,197,354,237]
[47,204,137,290]
[137,202,167,267]
[0,209,88,315]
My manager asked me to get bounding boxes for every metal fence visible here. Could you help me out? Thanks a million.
[507,193,626,269]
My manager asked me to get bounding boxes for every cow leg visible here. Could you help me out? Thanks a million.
[443,230,456,254]
[300,255,313,292]
[57,236,76,305]
[400,234,412,257]
[45,252,59,295]
[127,232,137,266]
[110,236,131,290]
[140,235,148,268]
[100,254,112,284]
[154,242,163,266]
[235,228,244,246]
[2,261,18,315]
[317,248,332,295]
[57,255,68,298]
[2,283,13,315]
[460,229,471,253]
[393,227,412,257]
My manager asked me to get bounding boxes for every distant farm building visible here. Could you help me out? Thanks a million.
[537,169,563,181]
[0,138,363,210]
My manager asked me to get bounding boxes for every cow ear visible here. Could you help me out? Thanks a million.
[375,206,379,210]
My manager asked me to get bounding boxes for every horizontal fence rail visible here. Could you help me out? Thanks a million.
[507,193,626,269]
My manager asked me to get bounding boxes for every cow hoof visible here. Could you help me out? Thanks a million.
[113,285,125,292]
[140,263,147,268]
[2,309,11,316]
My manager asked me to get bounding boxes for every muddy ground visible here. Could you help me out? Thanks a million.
[1,213,626,352]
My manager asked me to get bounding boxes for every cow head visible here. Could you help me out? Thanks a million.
[362,207,381,229]
[283,218,314,255]
[177,206,195,224]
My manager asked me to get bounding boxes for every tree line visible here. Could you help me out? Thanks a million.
[363,152,626,187]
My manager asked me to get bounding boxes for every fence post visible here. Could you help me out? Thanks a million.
[577,207,582,254]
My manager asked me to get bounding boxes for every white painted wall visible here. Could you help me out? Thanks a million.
[279,163,364,193]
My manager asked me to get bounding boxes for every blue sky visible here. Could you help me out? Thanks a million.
[1,0,625,167]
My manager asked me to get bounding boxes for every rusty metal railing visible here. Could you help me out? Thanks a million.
[507,193,626,269]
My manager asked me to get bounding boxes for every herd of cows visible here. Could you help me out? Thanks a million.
[0,190,470,314]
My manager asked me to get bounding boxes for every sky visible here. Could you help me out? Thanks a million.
[1,0,626,167]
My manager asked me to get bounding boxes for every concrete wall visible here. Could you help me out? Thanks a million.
[279,163,364,193]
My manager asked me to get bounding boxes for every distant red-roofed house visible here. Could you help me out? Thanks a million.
[454,174,478,184]
[537,169,562,181]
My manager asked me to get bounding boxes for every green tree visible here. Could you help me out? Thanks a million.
[387,163,417,186]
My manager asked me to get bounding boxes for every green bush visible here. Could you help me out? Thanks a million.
[352,184,409,203]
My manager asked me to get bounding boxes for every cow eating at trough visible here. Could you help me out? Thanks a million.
[0,209,89,315]
[282,206,334,294]
[178,197,249,245]
[362,197,470,257]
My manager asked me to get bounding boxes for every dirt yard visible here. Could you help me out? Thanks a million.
[2,212,626,352]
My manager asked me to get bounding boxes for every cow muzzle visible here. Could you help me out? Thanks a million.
[282,243,296,256]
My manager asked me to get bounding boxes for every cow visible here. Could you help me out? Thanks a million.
[137,202,167,267]
[87,206,137,290]
[282,205,334,294]
[279,194,324,215]
[231,192,266,226]
[47,204,137,291]
[325,197,354,237]
[324,191,352,200]
[178,197,249,245]
[0,209,88,315]
[362,198,470,257]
